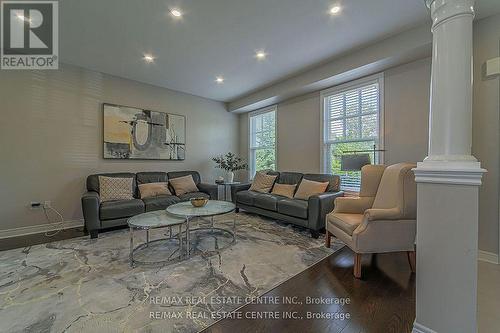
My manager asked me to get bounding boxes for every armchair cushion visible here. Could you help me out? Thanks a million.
[333,197,374,214]
[328,213,364,236]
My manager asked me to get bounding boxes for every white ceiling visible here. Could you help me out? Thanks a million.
[59,0,500,103]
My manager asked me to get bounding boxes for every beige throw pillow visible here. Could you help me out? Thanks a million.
[271,183,296,199]
[99,176,134,202]
[169,175,198,196]
[249,172,277,193]
[138,182,171,199]
[294,179,329,200]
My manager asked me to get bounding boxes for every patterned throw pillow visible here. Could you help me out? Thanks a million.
[293,179,329,200]
[271,183,297,199]
[249,171,278,193]
[98,176,134,202]
[138,182,172,199]
[169,175,198,196]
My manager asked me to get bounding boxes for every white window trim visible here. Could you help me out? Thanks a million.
[248,105,278,179]
[319,73,385,175]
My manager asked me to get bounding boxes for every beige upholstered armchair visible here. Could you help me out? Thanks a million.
[325,163,417,278]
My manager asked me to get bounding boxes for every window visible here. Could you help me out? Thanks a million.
[320,74,384,191]
[249,106,277,178]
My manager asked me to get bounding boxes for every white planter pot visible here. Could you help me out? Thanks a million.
[227,171,234,183]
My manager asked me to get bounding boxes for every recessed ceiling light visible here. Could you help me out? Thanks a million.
[170,8,183,17]
[143,54,155,63]
[215,76,224,84]
[330,6,341,14]
[255,50,267,60]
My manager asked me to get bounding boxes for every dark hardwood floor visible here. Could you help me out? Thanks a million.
[203,247,416,333]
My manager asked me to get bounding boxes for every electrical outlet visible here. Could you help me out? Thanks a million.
[30,202,42,210]
[44,201,51,209]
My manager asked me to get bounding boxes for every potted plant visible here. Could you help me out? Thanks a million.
[212,152,247,182]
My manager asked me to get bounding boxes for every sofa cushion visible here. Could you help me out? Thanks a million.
[99,176,135,202]
[136,172,168,185]
[235,190,260,206]
[277,199,308,219]
[294,179,329,200]
[276,172,303,185]
[87,173,137,195]
[302,173,341,192]
[271,183,296,199]
[254,193,286,211]
[249,172,278,193]
[142,195,180,212]
[138,182,172,199]
[169,175,199,196]
[167,171,201,185]
[178,191,210,202]
[329,213,364,236]
[100,199,144,220]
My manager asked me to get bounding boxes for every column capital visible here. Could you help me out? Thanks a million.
[426,0,475,29]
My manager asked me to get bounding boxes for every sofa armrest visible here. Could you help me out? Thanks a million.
[308,191,344,231]
[364,207,402,221]
[230,183,252,203]
[197,183,218,199]
[81,191,100,232]
[333,197,374,214]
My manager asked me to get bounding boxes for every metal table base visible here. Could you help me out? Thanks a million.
[129,224,184,267]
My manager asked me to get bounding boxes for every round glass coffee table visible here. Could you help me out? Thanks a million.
[128,210,186,267]
[166,200,236,257]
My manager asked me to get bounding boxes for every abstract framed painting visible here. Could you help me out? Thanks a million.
[103,103,186,160]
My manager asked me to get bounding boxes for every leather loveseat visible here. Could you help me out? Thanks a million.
[231,172,344,238]
[81,171,217,238]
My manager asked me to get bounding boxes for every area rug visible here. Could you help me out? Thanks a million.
[0,212,344,333]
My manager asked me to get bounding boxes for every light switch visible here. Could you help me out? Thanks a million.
[486,57,500,77]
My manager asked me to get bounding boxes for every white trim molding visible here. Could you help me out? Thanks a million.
[413,161,486,186]
[0,219,84,239]
[478,250,499,264]
[412,322,438,333]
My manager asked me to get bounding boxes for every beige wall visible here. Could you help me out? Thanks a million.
[473,14,500,255]
[238,57,431,180]
[0,64,238,232]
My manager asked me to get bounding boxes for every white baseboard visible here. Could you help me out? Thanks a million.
[412,322,438,333]
[0,219,84,239]
[478,250,499,264]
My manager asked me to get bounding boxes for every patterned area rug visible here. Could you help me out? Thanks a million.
[0,212,344,333]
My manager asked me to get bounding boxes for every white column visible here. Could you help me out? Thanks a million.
[413,1,486,333]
